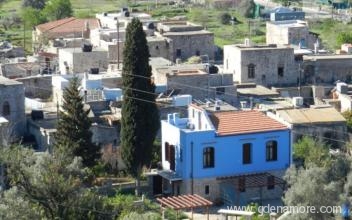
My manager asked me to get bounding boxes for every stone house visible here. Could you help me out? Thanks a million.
[154,105,291,204]
[0,76,26,139]
[270,107,347,148]
[156,21,215,62]
[0,61,42,79]
[266,20,319,49]
[302,54,352,84]
[223,44,298,87]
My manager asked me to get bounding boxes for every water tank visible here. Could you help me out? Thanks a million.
[292,97,304,107]
[123,11,130,17]
[82,43,92,52]
[31,110,44,120]
[214,100,222,111]
[337,82,348,94]
[90,68,99,74]
[207,65,218,74]
[172,95,192,107]
[147,22,155,30]
[240,101,247,108]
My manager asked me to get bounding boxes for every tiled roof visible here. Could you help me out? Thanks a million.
[210,110,288,136]
[36,17,100,35]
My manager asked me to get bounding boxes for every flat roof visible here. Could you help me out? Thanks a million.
[210,110,288,136]
[225,44,292,51]
[276,107,346,124]
[59,47,107,53]
[237,85,279,97]
[303,54,352,60]
[149,57,173,67]
[162,30,213,36]
[267,20,307,27]
[0,76,23,86]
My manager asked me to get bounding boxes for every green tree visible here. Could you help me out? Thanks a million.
[293,136,331,167]
[54,76,100,167]
[238,0,255,18]
[283,166,341,220]
[22,0,46,9]
[337,32,352,46]
[42,0,72,21]
[121,18,160,196]
[0,145,114,219]
[220,12,231,25]
[21,7,46,27]
[342,110,352,132]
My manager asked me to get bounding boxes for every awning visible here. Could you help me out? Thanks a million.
[158,170,182,182]
[157,194,213,210]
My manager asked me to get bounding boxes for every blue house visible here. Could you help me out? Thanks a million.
[155,104,291,205]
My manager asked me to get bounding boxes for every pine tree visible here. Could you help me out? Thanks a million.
[121,18,160,195]
[54,76,100,167]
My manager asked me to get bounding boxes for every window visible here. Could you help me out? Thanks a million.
[192,109,195,118]
[248,64,255,79]
[239,177,246,192]
[242,143,251,164]
[2,101,10,116]
[266,141,278,161]
[205,185,210,195]
[267,175,275,190]
[176,49,181,57]
[165,142,170,161]
[180,149,183,162]
[203,147,214,168]
[278,67,284,77]
[216,87,225,95]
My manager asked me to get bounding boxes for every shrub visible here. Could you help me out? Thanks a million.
[220,12,231,25]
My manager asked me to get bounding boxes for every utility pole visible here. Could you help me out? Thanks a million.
[23,21,26,54]
[298,63,302,97]
[117,17,120,70]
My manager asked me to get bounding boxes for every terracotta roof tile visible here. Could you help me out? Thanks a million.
[210,110,288,136]
[36,17,100,35]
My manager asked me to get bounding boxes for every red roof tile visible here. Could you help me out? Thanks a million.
[36,17,100,36]
[210,110,288,136]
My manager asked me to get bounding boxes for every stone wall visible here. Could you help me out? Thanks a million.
[293,123,347,148]
[266,22,317,49]
[59,49,108,74]
[303,56,352,84]
[224,46,298,86]
[0,81,26,137]
[16,75,52,99]
[91,124,119,146]
[148,38,173,61]
[165,33,215,62]
[179,169,286,204]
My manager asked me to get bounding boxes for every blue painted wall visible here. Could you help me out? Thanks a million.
[162,121,291,180]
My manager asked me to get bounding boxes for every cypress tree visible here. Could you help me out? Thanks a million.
[121,18,160,195]
[54,76,100,167]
